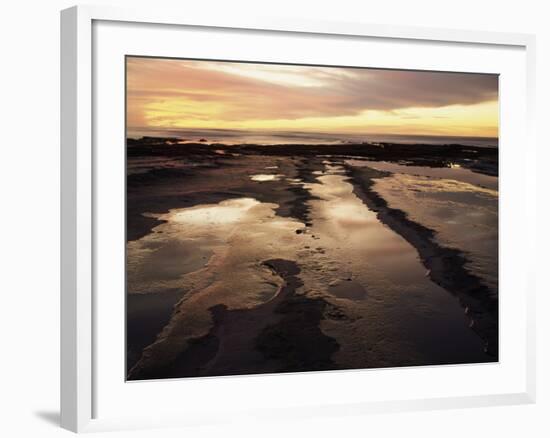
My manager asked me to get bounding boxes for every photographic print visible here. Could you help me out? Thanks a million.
[125,57,498,381]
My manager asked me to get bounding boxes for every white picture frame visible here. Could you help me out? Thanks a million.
[60,4,537,433]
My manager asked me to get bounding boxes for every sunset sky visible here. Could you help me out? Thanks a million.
[126,57,499,139]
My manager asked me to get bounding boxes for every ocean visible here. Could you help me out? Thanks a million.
[127,128,498,148]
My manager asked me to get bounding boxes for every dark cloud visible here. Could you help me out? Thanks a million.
[336,69,497,110]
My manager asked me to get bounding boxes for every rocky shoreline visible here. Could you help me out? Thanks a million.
[126,138,498,380]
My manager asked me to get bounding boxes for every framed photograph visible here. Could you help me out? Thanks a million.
[61,5,536,433]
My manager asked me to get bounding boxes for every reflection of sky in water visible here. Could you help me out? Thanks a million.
[128,157,493,372]
[250,174,283,182]
[171,198,259,226]
[373,174,498,296]
[297,165,488,367]
[127,196,306,360]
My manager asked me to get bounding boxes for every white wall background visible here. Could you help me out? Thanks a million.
[0,0,547,436]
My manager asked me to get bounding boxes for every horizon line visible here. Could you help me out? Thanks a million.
[126,127,498,141]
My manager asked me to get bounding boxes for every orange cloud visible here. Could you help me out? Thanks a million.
[126,57,498,138]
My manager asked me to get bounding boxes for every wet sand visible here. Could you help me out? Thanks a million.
[126,139,498,380]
